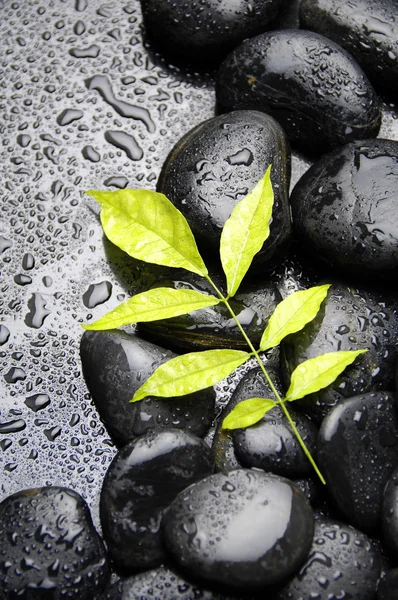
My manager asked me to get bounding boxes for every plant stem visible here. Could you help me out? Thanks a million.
[205,275,326,485]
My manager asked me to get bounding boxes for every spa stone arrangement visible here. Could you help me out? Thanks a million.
[1,0,398,598]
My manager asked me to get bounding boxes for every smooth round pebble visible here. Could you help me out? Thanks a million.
[275,517,381,600]
[0,487,110,599]
[80,330,215,445]
[162,469,314,589]
[100,429,213,571]
[382,466,398,554]
[140,0,286,59]
[216,29,381,154]
[290,139,398,281]
[157,110,291,270]
[318,392,398,531]
[300,0,398,99]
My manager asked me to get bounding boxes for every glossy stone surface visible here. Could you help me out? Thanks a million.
[140,0,286,59]
[318,392,398,531]
[300,0,398,99]
[378,569,398,600]
[0,487,110,599]
[281,283,398,423]
[139,275,281,353]
[291,139,398,281]
[216,30,381,154]
[80,330,215,446]
[121,566,236,599]
[162,469,314,589]
[276,517,381,600]
[100,428,213,571]
[382,466,398,554]
[157,110,291,270]
[228,369,318,477]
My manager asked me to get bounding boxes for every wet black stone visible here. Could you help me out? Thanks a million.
[275,517,381,600]
[140,0,286,60]
[100,428,213,571]
[228,369,318,478]
[121,565,237,599]
[318,392,398,532]
[382,466,398,554]
[80,330,215,446]
[290,139,398,281]
[162,469,314,589]
[138,275,281,353]
[157,110,291,271]
[0,487,110,599]
[281,283,398,423]
[300,0,398,100]
[212,366,283,472]
[378,569,398,600]
[216,30,381,155]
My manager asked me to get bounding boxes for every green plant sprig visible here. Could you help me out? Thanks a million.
[84,166,367,484]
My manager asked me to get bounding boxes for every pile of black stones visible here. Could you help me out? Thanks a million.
[2,0,398,598]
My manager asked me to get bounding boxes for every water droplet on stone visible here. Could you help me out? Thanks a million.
[25,394,51,412]
[83,281,112,308]
[56,109,84,126]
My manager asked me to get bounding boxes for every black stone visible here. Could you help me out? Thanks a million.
[100,428,213,571]
[216,30,381,154]
[290,139,398,281]
[275,517,381,600]
[378,569,398,600]
[227,369,318,478]
[140,0,287,60]
[382,466,398,554]
[0,487,110,599]
[300,0,398,100]
[80,330,215,446]
[281,283,398,423]
[317,392,398,532]
[138,275,281,353]
[157,110,291,270]
[162,469,314,589]
[121,565,237,599]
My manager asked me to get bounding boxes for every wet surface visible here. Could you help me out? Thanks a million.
[0,0,397,535]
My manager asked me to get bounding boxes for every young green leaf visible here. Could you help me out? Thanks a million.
[220,166,274,297]
[259,284,331,351]
[132,349,250,402]
[222,397,277,430]
[82,288,220,330]
[86,188,208,276]
[285,349,368,402]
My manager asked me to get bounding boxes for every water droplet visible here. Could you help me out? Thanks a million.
[69,44,100,59]
[25,293,51,329]
[83,281,112,308]
[75,0,87,11]
[0,419,26,434]
[82,145,100,163]
[14,274,32,286]
[226,148,254,166]
[105,130,143,161]
[56,109,84,126]
[25,394,51,412]
[44,426,62,442]
[104,176,128,188]
[4,367,27,383]
[0,325,10,346]
[0,236,12,254]
[22,253,35,270]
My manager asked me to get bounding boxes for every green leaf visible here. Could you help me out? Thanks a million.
[86,188,208,276]
[132,349,250,402]
[259,284,331,351]
[82,288,220,330]
[222,398,277,429]
[220,166,274,297]
[285,349,368,401]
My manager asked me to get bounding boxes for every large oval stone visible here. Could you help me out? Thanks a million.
[281,283,398,423]
[0,487,110,599]
[318,392,398,531]
[275,517,381,600]
[216,30,381,154]
[290,139,398,281]
[100,429,213,571]
[140,0,286,60]
[80,330,215,446]
[300,0,398,99]
[162,469,314,589]
[157,110,291,270]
